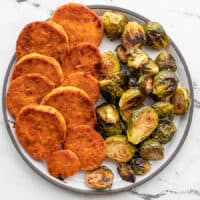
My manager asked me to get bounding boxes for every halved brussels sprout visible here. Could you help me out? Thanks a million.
[127,106,159,145]
[103,11,128,40]
[109,71,129,89]
[102,51,120,77]
[153,70,178,99]
[152,101,174,121]
[142,59,159,76]
[85,166,114,189]
[120,104,143,123]
[96,118,126,137]
[119,88,145,111]
[138,74,153,95]
[130,158,150,175]
[100,79,124,104]
[117,163,135,183]
[143,21,169,50]
[155,51,177,71]
[171,87,191,115]
[140,139,164,160]
[96,104,119,124]
[127,48,149,69]
[116,44,128,64]
[105,135,135,162]
[152,121,177,144]
[122,22,146,49]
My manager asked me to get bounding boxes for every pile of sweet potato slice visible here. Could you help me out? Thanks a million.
[6,3,106,180]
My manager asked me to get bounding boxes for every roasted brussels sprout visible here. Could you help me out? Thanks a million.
[171,87,191,115]
[100,79,124,104]
[152,101,174,121]
[140,139,164,160]
[102,51,120,77]
[153,70,178,99]
[122,22,146,49]
[127,48,149,69]
[96,118,126,137]
[117,163,135,183]
[138,74,153,95]
[152,121,177,144]
[109,71,129,89]
[155,51,177,71]
[105,135,135,162]
[103,11,128,40]
[119,88,145,111]
[96,104,119,124]
[120,104,144,123]
[143,21,169,50]
[85,166,114,189]
[130,158,150,175]
[128,77,138,88]
[116,44,128,64]
[142,59,159,76]
[127,106,158,145]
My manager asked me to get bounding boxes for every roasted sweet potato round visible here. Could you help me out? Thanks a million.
[12,53,64,86]
[46,150,80,178]
[50,3,103,48]
[16,21,69,63]
[62,72,100,104]
[61,43,105,80]
[15,105,67,160]
[41,86,96,128]
[6,73,55,117]
[64,125,106,171]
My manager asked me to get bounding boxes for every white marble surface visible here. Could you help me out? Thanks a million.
[1,0,200,199]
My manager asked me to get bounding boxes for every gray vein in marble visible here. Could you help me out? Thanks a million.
[169,9,200,20]
[130,189,200,200]
[16,0,40,8]
[16,0,27,2]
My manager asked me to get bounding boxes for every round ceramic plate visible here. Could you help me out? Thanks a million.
[2,5,193,194]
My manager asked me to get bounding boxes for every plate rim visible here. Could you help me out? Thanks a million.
[2,5,194,194]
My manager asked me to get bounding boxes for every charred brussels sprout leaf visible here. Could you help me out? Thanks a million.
[171,87,191,115]
[130,158,150,175]
[128,77,138,88]
[119,88,145,111]
[117,163,135,183]
[96,104,119,124]
[96,118,126,137]
[100,79,124,104]
[109,71,129,89]
[85,166,114,189]
[127,106,158,145]
[116,44,128,64]
[143,21,169,50]
[152,101,174,121]
[127,48,149,69]
[152,121,177,144]
[102,51,120,77]
[122,22,146,49]
[103,11,128,40]
[155,51,177,71]
[120,104,144,123]
[142,59,159,76]
[140,139,164,160]
[105,135,135,162]
[138,74,153,95]
[153,70,178,99]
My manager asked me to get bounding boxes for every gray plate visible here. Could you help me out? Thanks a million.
[2,5,193,194]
